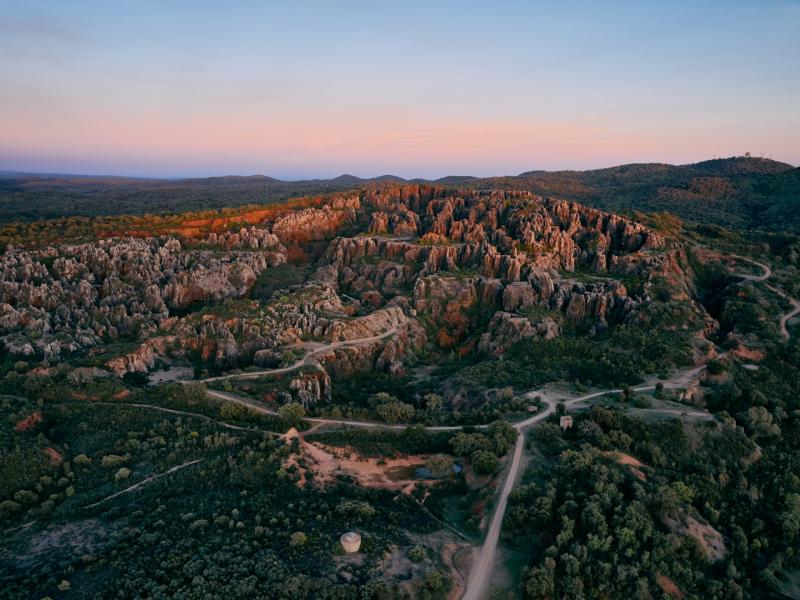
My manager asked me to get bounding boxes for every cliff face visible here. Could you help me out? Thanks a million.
[0,185,704,407]
[323,188,674,350]
[0,229,286,362]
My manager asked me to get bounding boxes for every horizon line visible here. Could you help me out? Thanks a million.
[0,154,794,183]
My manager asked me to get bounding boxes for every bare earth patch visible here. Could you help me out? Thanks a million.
[604,451,647,481]
[656,572,685,599]
[665,512,727,561]
[302,440,436,493]
[731,344,765,362]
[14,411,42,432]
[0,519,110,574]
[281,431,442,493]
[43,447,63,466]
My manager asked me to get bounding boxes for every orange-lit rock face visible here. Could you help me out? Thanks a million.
[0,185,694,396]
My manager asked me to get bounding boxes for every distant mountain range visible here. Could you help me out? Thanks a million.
[0,156,798,232]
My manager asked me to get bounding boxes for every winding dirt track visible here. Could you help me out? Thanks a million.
[766,284,800,340]
[732,254,797,340]
[170,249,798,599]
[460,369,712,600]
[83,459,204,509]
[201,327,398,383]
[461,252,798,600]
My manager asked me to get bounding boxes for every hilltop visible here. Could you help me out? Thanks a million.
[2,156,797,233]
[469,156,799,232]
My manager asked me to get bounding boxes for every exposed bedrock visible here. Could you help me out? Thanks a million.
[1,185,706,395]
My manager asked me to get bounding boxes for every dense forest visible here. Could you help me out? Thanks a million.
[504,305,800,598]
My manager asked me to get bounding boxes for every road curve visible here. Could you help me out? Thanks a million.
[731,254,772,282]
[461,366,713,600]
[462,251,799,599]
[730,255,797,339]
[766,283,800,340]
[199,327,398,383]
[166,248,794,599]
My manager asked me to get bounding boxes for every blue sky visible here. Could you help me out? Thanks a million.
[0,0,798,178]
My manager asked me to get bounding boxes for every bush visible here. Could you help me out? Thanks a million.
[188,519,208,531]
[73,454,92,466]
[101,454,129,469]
[532,423,562,455]
[278,402,306,427]
[425,455,455,478]
[336,499,376,520]
[408,545,426,563]
[471,450,500,475]
[290,531,307,547]
[451,432,493,457]
[375,400,415,423]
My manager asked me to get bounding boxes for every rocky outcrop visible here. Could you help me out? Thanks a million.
[368,206,419,236]
[107,336,174,376]
[326,306,406,342]
[0,230,287,362]
[2,185,697,386]
[316,318,427,378]
[286,369,332,407]
[163,262,258,309]
[272,204,357,243]
[478,312,560,354]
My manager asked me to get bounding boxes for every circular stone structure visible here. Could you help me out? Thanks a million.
[340,532,361,554]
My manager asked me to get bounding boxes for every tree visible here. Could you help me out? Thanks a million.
[532,423,562,455]
[471,450,500,475]
[279,402,306,427]
[744,406,780,440]
[450,432,493,457]
[375,400,415,423]
[220,401,247,421]
[408,545,426,563]
[782,494,800,538]
[425,455,455,478]
[368,392,397,408]
[289,531,307,547]
[420,569,450,598]
[488,420,517,455]
[423,393,443,412]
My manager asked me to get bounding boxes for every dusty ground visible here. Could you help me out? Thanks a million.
[665,512,727,561]
[283,429,442,493]
[443,543,472,600]
[656,572,685,599]
[403,530,472,600]
[14,411,42,432]
[778,569,800,599]
[731,344,766,362]
[603,450,647,480]
[0,519,110,574]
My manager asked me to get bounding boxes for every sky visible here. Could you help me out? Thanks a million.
[0,0,798,179]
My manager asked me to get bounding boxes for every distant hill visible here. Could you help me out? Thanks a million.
[328,174,407,185]
[468,157,800,233]
[0,156,797,232]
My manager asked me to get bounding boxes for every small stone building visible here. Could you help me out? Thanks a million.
[559,415,573,430]
[340,531,361,554]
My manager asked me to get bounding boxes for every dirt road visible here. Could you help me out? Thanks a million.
[84,459,204,509]
[732,255,797,339]
[200,327,398,383]
[171,248,795,599]
[460,364,712,600]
